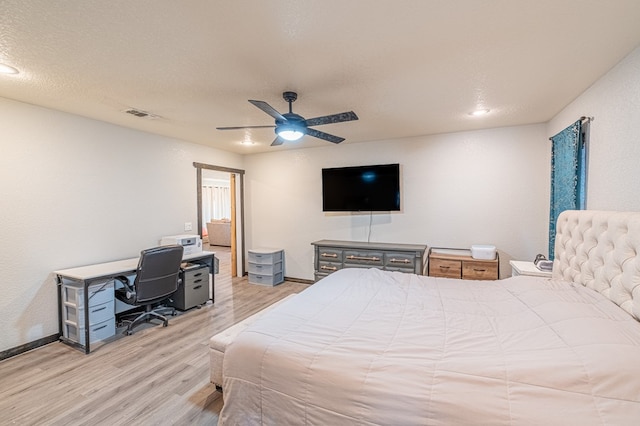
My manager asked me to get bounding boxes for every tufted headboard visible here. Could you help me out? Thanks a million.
[553,210,640,320]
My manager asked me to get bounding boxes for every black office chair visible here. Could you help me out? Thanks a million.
[115,245,184,335]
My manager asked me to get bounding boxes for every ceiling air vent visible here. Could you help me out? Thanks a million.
[124,108,160,119]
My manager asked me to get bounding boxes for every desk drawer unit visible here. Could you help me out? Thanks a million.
[61,280,116,344]
[170,265,210,310]
[248,248,284,286]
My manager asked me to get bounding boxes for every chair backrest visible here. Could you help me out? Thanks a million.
[133,245,184,303]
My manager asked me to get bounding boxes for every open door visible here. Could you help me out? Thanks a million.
[195,162,246,278]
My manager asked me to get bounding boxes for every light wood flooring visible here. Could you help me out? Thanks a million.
[0,246,308,425]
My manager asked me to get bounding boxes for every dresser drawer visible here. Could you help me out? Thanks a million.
[317,248,343,262]
[429,258,462,278]
[318,261,342,274]
[344,250,384,267]
[462,260,498,280]
[384,252,416,270]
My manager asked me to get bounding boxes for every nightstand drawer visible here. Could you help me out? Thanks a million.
[429,258,462,278]
[462,260,498,280]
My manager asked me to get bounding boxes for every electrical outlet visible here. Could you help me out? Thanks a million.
[184,222,192,231]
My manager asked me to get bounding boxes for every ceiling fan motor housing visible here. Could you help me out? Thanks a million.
[282,91,298,103]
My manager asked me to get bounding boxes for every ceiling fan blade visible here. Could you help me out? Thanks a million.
[216,125,275,130]
[249,100,286,121]
[306,128,345,144]
[271,136,285,146]
[304,111,358,127]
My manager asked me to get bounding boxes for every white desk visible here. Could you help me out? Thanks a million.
[54,250,215,354]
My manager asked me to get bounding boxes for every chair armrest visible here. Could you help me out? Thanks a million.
[114,275,136,299]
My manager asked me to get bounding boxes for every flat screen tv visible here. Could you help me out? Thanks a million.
[322,163,401,212]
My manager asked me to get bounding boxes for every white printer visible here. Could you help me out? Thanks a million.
[160,234,203,255]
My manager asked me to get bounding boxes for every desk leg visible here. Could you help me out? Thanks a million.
[55,275,63,340]
[83,280,90,354]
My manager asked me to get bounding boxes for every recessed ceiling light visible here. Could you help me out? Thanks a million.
[0,64,19,74]
[469,109,490,116]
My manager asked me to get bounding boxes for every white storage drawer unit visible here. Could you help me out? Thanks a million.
[248,248,284,286]
[61,280,116,345]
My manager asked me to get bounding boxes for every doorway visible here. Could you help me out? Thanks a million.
[194,162,245,278]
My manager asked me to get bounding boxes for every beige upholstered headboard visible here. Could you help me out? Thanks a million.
[553,210,640,320]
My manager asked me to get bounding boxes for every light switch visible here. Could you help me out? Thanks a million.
[184,222,192,231]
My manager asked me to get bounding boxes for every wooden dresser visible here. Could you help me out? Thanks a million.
[428,248,499,280]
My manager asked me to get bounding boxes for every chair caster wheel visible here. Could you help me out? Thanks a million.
[163,322,168,327]
[125,330,134,336]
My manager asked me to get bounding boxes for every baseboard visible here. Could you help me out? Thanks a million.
[0,334,60,361]
[284,276,314,285]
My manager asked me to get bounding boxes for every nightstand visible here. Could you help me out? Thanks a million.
[509,260,552,278]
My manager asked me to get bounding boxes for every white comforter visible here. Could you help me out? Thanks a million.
[220,268,640,425]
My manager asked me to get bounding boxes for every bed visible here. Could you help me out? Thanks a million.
[219,210,640,425]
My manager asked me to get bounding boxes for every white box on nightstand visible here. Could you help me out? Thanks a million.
[509,260,552,278]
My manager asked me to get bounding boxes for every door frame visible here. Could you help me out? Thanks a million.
[194,162,246,277]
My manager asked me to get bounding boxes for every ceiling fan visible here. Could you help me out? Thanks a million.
[216,91,358,146]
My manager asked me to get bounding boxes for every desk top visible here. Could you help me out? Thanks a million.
[55,250,215,281]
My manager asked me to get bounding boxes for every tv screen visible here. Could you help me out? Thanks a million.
[322,164,401,212]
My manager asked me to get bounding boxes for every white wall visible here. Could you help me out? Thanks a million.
[244,124,550,281]
[548,46,640,211]
[0,97,243,353]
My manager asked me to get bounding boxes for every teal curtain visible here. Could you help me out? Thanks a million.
[549,120,587,259]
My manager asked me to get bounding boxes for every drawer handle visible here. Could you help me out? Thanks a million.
[91,306,107,313]
[193,285,202,290]
[193,279,202,284]
[390,258,411,264]
[93,324,107,331]
[321,253,338,258]
[473,268,486,272]
[321,265,338,271]
[346,255,380,261]
[439,266,450,270]
[193,273,203,277]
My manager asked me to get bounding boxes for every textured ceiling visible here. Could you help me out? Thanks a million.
[1,1,640,154]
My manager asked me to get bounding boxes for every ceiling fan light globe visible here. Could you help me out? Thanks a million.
[276,128,304,141]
